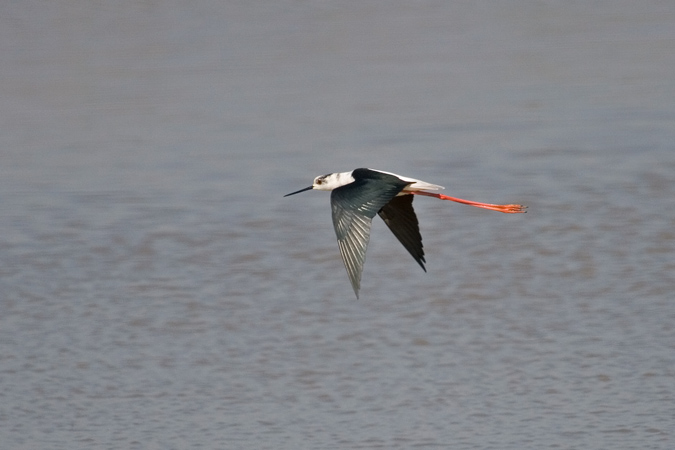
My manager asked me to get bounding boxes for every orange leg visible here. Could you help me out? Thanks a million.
[411,191,527,213]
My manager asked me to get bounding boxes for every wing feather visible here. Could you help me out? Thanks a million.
[330,172,409,297]
[377,195,426,271]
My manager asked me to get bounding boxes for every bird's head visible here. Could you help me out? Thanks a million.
[284,171,355,196]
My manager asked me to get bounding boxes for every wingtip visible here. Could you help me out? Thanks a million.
[352,282,361,298]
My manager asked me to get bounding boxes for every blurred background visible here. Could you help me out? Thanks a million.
[1,1,673,448]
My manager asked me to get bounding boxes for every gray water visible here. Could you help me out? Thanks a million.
[1,1,674,449]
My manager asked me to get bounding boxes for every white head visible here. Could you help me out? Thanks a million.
[284,171,355,196]
[311,171,355,191]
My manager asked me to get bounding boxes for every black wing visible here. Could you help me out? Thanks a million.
[378,194,426,271]
[330,172,410,297]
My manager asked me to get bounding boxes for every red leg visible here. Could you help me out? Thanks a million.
[411,191,527,213]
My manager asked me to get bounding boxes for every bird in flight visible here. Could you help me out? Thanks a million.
[285,168,526,298]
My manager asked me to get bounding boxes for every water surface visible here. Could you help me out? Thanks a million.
[1,1,674,449]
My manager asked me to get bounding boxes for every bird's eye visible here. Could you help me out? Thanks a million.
[316,179,323,185]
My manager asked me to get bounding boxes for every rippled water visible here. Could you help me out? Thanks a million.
[1,1,674,449]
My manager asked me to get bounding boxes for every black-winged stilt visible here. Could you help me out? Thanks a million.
[285,168,526,298]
